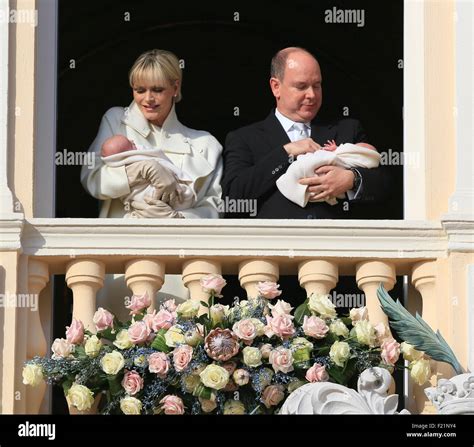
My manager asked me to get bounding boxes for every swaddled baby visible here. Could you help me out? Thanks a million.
[276,139,381,207]
[101,135,195,216]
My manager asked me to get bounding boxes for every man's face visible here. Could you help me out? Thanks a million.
[270,52,322,122]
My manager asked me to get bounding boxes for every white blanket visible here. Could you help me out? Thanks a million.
[276,143,381,207]
[101,149,195,210]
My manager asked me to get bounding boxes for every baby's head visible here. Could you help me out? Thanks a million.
[101,135,137,157]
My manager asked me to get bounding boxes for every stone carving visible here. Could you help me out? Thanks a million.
[425,373,474,414]
[280,367,410,414]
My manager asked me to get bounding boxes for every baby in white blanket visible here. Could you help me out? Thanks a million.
[276,140,381,207]
[101,135,195,216]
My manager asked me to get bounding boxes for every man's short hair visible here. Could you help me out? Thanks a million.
[270,47,317,81]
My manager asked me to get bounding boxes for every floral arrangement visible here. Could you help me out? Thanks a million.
[23,275,428,415]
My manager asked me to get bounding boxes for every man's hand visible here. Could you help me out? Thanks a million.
[129,196,184,218]
[125,160,180,203]
[283,138,321,157]
[298,166,355,201]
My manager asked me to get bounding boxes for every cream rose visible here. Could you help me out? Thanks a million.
[120,396,142,415]
[100,350,125,375]
[308,293,337,319]
[199,364,230,390]
[113,329,134,350]
[66,384,94,411]
[223,400,246,414]
[353,320,377,347]
[176,300,200,319]
[329,319,350,337]
[210,304,229,326]
[401,342,423,362]
[329,341,350,367]
[22,364,44,387]
[182,374,201,393]
[259,343,273,359]
[184,326,204,347]
[242,346,263,368]
[85,335,102,357]
[410,358,431,385]
[164,325,186,347]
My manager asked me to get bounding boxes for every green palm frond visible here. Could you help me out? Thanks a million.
[377,284,463,374]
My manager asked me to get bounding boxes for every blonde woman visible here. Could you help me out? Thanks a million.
[81,49,222,218]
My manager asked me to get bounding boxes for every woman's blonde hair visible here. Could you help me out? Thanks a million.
[129,49,183,102]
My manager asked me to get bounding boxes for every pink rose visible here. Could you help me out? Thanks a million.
[256,281,282,299]
[200,274,227,297]
[65,318,84,344]
[93,307,114,332]
[381,338,400,366]
[302,315,329,339]
[143,309,175,332]
[305,363,329,383]
[162,299,177,312]
[51,338,74,359]
[268,299,293,316]
[173,345,193,372]
[148,352,170,378]
[127,321,151,344]
[232,319,258,344]
[265,314,295,339]
[349,307,369,324]
[375,322,391,345]
[261,385,285,408]
[159,395,185,415]
[269,347,294,373]
[121,370,144,396]
[126,292,151,315]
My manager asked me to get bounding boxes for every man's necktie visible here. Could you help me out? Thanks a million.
[294,122,310,140]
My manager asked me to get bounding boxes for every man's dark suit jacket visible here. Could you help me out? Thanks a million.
[221,111,390,219]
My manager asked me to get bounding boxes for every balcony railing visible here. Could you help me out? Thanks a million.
[17,218,451,414]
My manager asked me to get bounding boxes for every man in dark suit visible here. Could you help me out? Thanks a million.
[221,47,389,219]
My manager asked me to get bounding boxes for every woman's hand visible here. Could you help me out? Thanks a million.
[129,197,184,218]
[125,160,180,202]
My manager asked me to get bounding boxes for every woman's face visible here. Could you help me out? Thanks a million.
[132,78,179,127]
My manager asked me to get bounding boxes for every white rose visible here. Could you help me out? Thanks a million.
[400,342,423,362]
[210,304,229,325]
[199,364,230,390]
[308,294,337,319]
[164,325,186,347]
[100,351,125,375]
[120,396,142,415]
[329,320,349,337]
[223,400,246,414]
[176,300,200,319]
[410,358,431,385]
[242,346,263,368]
[250,318,266,336]
[329,341,350,367]
[182,374,201,393]
[353,320,377,347]
[22,364,44,387]
[184,326,204,347]
[113,329,133,350]
[66,384,94,411]
[84,335,102,357]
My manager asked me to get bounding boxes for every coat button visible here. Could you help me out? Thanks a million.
[275,168,279,172]
[272,170,275,175]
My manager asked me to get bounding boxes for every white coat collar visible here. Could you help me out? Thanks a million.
[121,102,190,154]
